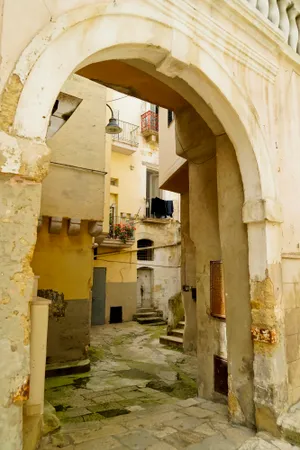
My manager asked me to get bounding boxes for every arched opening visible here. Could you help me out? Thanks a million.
[0,6,287,446]
[137,239,154,261]
[137,266,154,310]
[29,57,256,428]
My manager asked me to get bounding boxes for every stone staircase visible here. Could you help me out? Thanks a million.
[133,308,166,326]
[159,320,185,349]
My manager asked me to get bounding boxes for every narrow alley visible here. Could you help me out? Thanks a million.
[39,323,299,450]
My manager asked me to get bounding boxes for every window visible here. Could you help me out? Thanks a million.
[168,109,174,127]
[146,170,160,199]
[137,239,154,261]
[210,261,226,319]
[110,178,119,187]
[150,104,159,115]
[146,169,162,218]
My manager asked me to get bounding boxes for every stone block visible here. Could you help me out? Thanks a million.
[76,436,121,449]
[63,408,91,418]
[286,335,299,363]
[177,398,199,408]
[288,360,300,388]
[285,309,300,336]
[185,433,235,449]
[283,283,297,310]
[69,424,127,444]
[182,406,215,419]
[117,430,160,450]
[92,393,124,404]
[223,426,255,447]
[282,260,300,284]
[194,423,218,437]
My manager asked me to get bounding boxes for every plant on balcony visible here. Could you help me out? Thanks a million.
[113,223,135,243]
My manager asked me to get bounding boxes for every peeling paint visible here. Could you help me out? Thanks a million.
[12,376,30,404]
[21,314,30,346]
[251,326,277,344]
[0,74,23,132]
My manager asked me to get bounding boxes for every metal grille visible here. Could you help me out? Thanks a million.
[112,120,139,147]
[210,260,226,319]
[137,239,154,261]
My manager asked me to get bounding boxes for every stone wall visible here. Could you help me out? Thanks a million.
[282,256,300,406]
[136,221,181,318]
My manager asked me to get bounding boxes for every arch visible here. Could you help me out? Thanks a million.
[137,239,154,261]
[4,1,278,209]
[1,0,288,431]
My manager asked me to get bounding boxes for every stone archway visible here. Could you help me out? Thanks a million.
[0,1,287,445]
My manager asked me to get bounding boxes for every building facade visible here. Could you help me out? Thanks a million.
[94,89,180,325]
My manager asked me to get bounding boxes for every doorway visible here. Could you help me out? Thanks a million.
[137,268,153,309]
[91,267,106,325]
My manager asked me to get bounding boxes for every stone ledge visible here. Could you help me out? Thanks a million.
[46,359,90,378]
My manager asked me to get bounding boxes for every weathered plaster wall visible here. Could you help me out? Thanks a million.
[31,218,93,363]
[159,107,185,189]
[0,173,42,448]
[32,219,93,300]
[189,159,226,399]
[95,249,137,323]
[181,191,197,354]
[136,221,181,318]
[44,74,107,221]
[216,134,254,427]
[1,0,298,441]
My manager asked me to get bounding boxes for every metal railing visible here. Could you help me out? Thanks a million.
[141,111,159,135]
[108,215,135,241]
[112,120,139,147]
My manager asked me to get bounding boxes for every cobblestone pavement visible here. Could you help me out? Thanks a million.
[39,322,299,450]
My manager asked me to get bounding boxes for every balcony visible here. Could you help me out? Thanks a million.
[98,216,135,248]
[141,111,159,139]
[112,120,139,155]
[143,198,174,224]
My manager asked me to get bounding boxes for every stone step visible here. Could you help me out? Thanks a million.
[170,328,184,338]
[146,320,166,326]
[137,308,154,313]
[133,312,158,320]
[278,403,300,445]
[159,335,183,349]
[177,321,186,329]
[136,316,165,324]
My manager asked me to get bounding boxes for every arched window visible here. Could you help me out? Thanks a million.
[137,239,154,261]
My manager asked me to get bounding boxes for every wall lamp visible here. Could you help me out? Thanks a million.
[105,104,122,134]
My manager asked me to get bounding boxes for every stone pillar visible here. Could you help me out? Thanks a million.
[25,298,51,416]
[181,192,197,354]
[216,135,255,428]
[0,133,49,449]
[189,158,222,399]
[245,217,288,435]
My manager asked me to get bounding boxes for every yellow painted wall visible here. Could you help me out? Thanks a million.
[95,248,137,283]
[95,248,137,322]
[110,151,144,216]
[32,219,93,300]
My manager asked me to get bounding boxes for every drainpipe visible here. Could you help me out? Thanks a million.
[24,276,50,416]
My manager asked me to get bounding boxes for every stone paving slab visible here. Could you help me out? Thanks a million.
[40,322,300,450]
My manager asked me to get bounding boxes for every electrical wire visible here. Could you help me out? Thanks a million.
[95,257,181,269]
[106,95,129,102]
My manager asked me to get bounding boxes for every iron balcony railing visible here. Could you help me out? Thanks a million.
[141,110,159,136]
[108,215,135,242]
[112,120,139,147]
